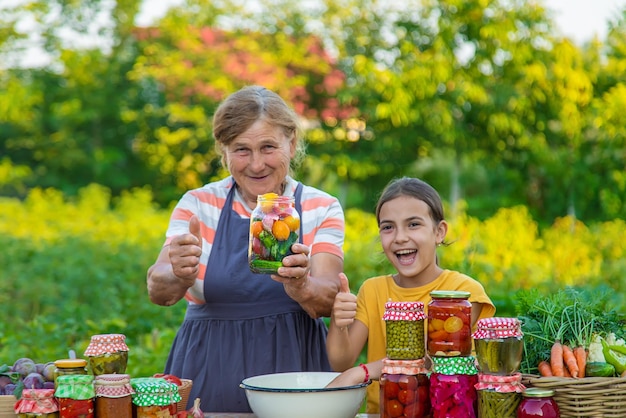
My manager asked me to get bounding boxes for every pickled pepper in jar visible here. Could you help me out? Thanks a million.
[430,355,478,418]
[94,374,134,418]
[473,317,524,375]
[55,374,95,418]
[475,372,525,418]
[84,333,129,376]
[383,301,426,359]
[14,388,59,418]
[380,358,431,418]
[248,193,300,274]
[131,377,181,418]
[428,290,472,357]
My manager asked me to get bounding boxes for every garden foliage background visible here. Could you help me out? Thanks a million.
[2,0,626,377]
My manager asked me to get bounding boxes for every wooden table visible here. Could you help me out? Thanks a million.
[204,414,379,417]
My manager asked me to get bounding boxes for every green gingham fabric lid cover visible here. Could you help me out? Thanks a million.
[431,355,478,375]
[131,377,181,406]
[55,374,95,400]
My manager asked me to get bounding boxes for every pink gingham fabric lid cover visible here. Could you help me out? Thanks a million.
[383,301,426,321]
[472,317,523,339]
[475,372,526,393]
[84,333,129,356]
[94,373,134,398]
[14,388,59,414]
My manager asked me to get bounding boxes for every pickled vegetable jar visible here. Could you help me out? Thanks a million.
[55,374,95,418]
[14,388,59,418]
[383,301,426,359]
[248,193,300,274]
[428,290,472,357]
[517,388,560,418]
[430,355,478,418]
[53,359,87,386]
[473,317,524,375]
[83,333,129,375]
[94,374,134,418]
[380,358,430,418]
[131,377,181,418]
[475,372,524,418]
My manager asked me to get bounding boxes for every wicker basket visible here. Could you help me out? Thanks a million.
[176,378,193,413]
[523,374,626,418]
[0,395,16,418]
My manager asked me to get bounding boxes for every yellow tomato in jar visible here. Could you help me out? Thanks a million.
[260,193,279,213]
[283,215,300,232]
[250,221,264,238]
[272,220,291,241]
[443,316,464,333]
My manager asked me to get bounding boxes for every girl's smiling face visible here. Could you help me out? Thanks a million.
[378,195,447,286]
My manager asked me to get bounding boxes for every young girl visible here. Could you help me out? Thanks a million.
[326,177,496,414]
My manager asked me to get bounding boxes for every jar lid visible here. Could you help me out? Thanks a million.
[383,301,426,321]
[55,359,87,368]
[472,317,523,339]
[382,358,429,375]
[522,387,555,398]
[475,372,525,393]
[55,374,95,400]
[95,374,134,398]
[431,355,478,375]
[430,290,471,299]
[131,377,182,407]
[14,389,59,414]
[84,333,129,356]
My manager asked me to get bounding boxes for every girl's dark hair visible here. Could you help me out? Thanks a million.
[375,177,445,225]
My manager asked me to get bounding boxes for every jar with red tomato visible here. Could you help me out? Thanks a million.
[380,358,430,418]
[517,388,560,418]
[430,355,478,418]
[130,377,181,418]
[427,290,472,357]
[248,193,300,275]
[54,374,95,418]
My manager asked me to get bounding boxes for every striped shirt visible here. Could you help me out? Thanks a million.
[164,176,345,304]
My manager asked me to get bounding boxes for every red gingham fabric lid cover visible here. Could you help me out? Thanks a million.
[383,301,426,321]
[14,388,59,414]
[472,317,523,339]
[84,333,129,356]
[475,372,526,393]
[381,357,429,375]
[94,373,135,398]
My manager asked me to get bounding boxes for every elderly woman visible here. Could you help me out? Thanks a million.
[146,85,345,412]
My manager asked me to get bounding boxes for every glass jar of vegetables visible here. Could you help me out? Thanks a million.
[476,372,524,418]
[383,301,426,359]
[473,317,524,375]
[248,193,300,275]
[517,388,560,418]
[380,358,431,418]
[53,359,87,386]
[130,377,181,418]
[428,290,472,357]
[94,374,134,418]
[430,355,478,418]
[55,374,95,418]
[83,334,129,376]
[14,388,59,418]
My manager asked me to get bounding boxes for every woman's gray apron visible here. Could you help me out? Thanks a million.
[164,182,331,412]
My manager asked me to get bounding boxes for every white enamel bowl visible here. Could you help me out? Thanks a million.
[240,371,370,418]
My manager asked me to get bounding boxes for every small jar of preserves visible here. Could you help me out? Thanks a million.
[473,317,524,375]
[517,388,560,418]
[131,377,181,418]
[55,374,95,418]
[14,388,59,418]
[53,359,87,386]
[94,374,134,418]
[427,290,472,357]
[476,372,524,418]
[83,333,129,376]
[248,193,300,274]
[430,355,478,418]
[383,301,426,359]
[380,358,431,418]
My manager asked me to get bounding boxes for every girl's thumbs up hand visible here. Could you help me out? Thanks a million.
[331,273,358,329]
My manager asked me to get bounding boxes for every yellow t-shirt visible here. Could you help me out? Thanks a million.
[354,269,496,414]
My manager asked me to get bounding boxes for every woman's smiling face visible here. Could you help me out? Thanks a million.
[378,195,446,284]
[223,118,295,208]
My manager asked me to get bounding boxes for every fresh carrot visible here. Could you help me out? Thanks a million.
[573,346,587,378]
[562,344,579,378]
[563,364,572,378]
[550,340,565,377]
[538,360,553,377]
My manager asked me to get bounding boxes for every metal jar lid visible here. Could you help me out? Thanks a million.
[430,290,471,299]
